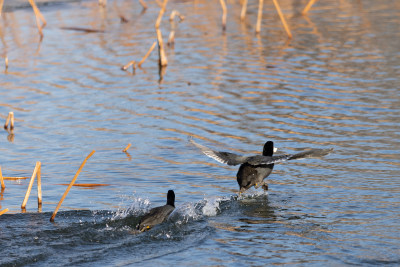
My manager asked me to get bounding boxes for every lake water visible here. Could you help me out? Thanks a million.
[1,0,399,266]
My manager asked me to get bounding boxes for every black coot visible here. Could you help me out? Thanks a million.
[137,190,175,232]
[190,138,332,193]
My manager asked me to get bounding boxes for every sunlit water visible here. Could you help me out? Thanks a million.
[1,0,399,265]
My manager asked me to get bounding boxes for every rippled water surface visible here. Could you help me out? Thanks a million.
[1,0,399,266]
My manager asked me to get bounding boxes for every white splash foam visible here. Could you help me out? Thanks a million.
[202,197,222,217]
[112,194,151,220]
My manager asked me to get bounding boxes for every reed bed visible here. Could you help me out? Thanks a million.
[50,150,95,222]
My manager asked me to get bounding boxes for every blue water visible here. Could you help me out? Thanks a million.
[1,0,399,265]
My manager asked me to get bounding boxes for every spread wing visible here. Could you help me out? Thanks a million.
[248,148,333,165]
[288,148,333,160]
[189,138,248,166]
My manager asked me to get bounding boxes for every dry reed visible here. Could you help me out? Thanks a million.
[121,60,136,71]
[139,0,148,10]
[4,111,14,130]
[60,27,105,33]
[122,143,132,152]
[272,0,292,38]
[255,0,264,33]
[98,0,107,7]
[138,41,157,67]
[37,162,42,208]
[240,0,248,21]
[2,177,28,180]
[28,0,47,39]
[0,166,5,189]
[169,10,185,22]
[57,183,110,187]
[155,0,168,67]
[50,150,95,222]
[219,0,227,31]
[0,208,8,216]
[0,0,3,17]
[21,162,41,210]
[5,56,8,70]
[167,31,175,46]
[302,0,318,14]
[168,10,184,47]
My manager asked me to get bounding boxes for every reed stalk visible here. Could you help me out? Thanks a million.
[157,29,168,67]
[155,0,168,67]
[37,162,42,208]
[272,0,292,38]
[121,60,136,71]
[138,41,156,67]
[58,183,110,187]
[139,0,148,10]
[4,112,10,129]
[28,0,47,39]
[155,0,168,29]
[167,31,175,46]
[219,0,227,31]
[21,162,41,210]
[50,150,95,222]
[0,166,5,189]
[3,177,28,180]
[122,143,132,152]
[302,0,318,14]
[255,0,263,33]
[240,0,247,21]
[0,0,3,17]
[10,112,14,130]
[0,208,8,216]
[5,56,8,70]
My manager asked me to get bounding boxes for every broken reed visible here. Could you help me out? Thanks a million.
[0,166,5,189]
[168,10,184,46]
[0,208,8,216]
[272,0,292,38]
[122,143,131,152]
[28,0,47,39]
[4,111,14,130]
[302,0,318,14]
[155,0,168,67]
[240,0,248,21]
[50,150,95,222]
[21,162,41,210]
[219,0,227,31]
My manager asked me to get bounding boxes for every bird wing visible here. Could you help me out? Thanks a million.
[288,148,333,160]
[246,148,333,165]
[189,138,248,166]
[246,154,292,165]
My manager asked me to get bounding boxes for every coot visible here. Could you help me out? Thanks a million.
[190,138,332,193]
[137,190,175,232]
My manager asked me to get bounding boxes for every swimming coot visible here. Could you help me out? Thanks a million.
[190,138,332,193]
[137,190,175,232]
